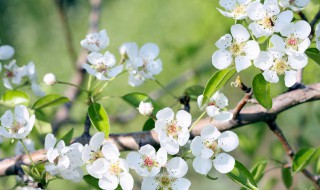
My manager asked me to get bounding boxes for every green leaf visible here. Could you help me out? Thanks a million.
[0,90,30,107]
[143,118,155,131]
[226,160,259,190]
[122,92,160,114]
[252,73,272,110]
[292,147,318,173]
[88,103,110,138]
[282,167,292,189]
[316,156,320,174]
[60,128,74,145]
[251,160,268,182]
[202,67,236,105]
[305,48,320,65]
[83,175,102,190]
[32,94,69,110]
[184,85,204,101]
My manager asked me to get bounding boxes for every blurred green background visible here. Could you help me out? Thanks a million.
[0,0,319,189]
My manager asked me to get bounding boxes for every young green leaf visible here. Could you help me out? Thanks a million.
[252,73,272,110]
[292,147,318,173]
[83,175,102,190]
[88,103,110,138]
[142,118,155,131]
[32,94,69,110]
[184,85,204,101]
[281,167,292,189]
[202,67,236,105]
[226,160,259,190]
[60,128,74,145]
[251,160,268,182]
[0,90,30,107]
[122,92,160,114]
[305,48,320,65]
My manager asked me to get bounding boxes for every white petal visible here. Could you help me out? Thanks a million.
[192,156,212,175]
[235,56,251,72]
[215,34,232,49]
[212,92,228,108]
[274,10,293,33]
[87,52,104,65]
[120,42,138,60]
[206,105,220,117]
[119,172,134,190]
[244,40,260,60]
[82,144,92,163]
[294,21,311,39]
[146,59,163,75]
[247,1,266,21]
[288,53,308,70]
[156,148,167,166]
[197,95,204,109]
[172,178,191,190]
[14,105,29,124]
[139,144,156,156]
[270,35,285,51]
[90,132,105,151]
[177,128,190,146]
[102,143,120,161]
[254,51,273,70]
[166,157,188,178]
[156,107,174,121]
[82,63,97,76]
[190,136,203,157]
[45,133,56,150]
[264,0,280,15]
[0,45,15,60]
[140,43,159,60]
[297,38,310,53]
[87,158,108,179]
[218,131,239,152]
[200,147,214,159]
[212,50,233,70]
[103,51,116,67]
[284,70,297,87]
[126,152,143,169]
[99,175,119,190]
[262,70,279,83]
[161,139,179,155]
[201,125,221,141]
[213,111,233,121]
[176,110,191,128]
[141,177,158,190]
[107,65,123,78]
[1,110,13,128]
[231,24,250,43]
[217,8,236,19]
[213,153,235,173]
[219,0,236,10]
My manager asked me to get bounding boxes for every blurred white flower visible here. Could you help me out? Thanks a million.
[316,23,320,51]
[247,0,293,38]
[212,24,260,72]
[2,60,26,89]
[15,139,35,155]
[82,51,123,80]
[43,73,57,85]
[138,101,154,116]
[0,44,14,60]
[197,92,233,121]
[25,62,45,97]
[279,0,310,11]
[126,144,167,177]
[155,107,191,155]
[217,0,253,20]
[0,105,35,139]
[141,157,190,190]
[16,187,42,190]
[191,125,239,174]
[81,29,109,52]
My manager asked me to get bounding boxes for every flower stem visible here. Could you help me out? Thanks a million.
[57,81,89,93]
[19,139,35,166]
[189,111,206,132]
[154,79,177,99]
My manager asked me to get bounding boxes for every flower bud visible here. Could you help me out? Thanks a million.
[138,101,154,116]
[43,73,56,85]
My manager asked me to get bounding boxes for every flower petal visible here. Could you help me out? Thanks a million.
[119,172,134,190]
[14,105,29,124]
[231,24,250,43]
[89,132,105,151]
[1,110,13,128]
[201,125,221,141]
[213,111,233,121]
[244,40,260,60]
[215,34,232,49]
[192,156,212,175]
[213,153,235,173]
[284,70,297,87]
[212,50,233,70]
[235,56,251,72]
[140,43,159,60]
[262,70,279,83]
[190,136,203,157]
[176,110,191,128]
[288,53,308,70]
[172,178,191,190]
[156,107,174,121]
[166,157,188,178]
[218,131,239,152]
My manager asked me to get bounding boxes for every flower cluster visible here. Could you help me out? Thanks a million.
[213,0,312,87]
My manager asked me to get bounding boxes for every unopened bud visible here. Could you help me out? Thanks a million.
[138,101,154,116]
[43,73,56,85]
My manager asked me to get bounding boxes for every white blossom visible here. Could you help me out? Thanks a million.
[2,60,26,89]
[0,105,35,139]
[190,125,239,174]
[316,23,320,51]
[217,0,253,20]
[126,145,167,177]
[212,24,260,72]
[155,108,191,155]
[138,101,154,116]
[82,51,123,80]
[197,92,233,121]
[43,73,57,85]
[81,29,109,52]
[141,157,190,190]
[247,0,293,38]
[16,187,42,190]
[0,44,15,60]
[15,139,35,155]
[279,0,310,11]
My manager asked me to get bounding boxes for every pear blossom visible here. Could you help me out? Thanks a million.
[190,125,239,174]
[274,21,311,55]
[25,62,45,97]
[123,42,163,86]
[279,0,310,11]
[45,134,84,182]
[2,60,26,89]
[0,105,35,139]
[43,73,57,85]
[0,44,14,60]
[141,157,190,190]
[254,48,307,87]
[81,29,109,52]
[247,0,293,38]
[16,187,42,190]
[155,108,191,155]
[212,24,260,72]
[126,145,167,177]
[15,139,35,155]
[197,92,233,121]
[138,101,154,116]
[217,0,253,20]
[82,51,123,80]
[316,23,320,51]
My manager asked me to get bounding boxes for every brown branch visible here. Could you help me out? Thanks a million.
[310,10,320,40]
[1,83,320,177]
[266,120,320,189]
[52,0,102,134]
[233,80,252,119]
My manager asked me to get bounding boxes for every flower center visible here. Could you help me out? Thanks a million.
[91,151,104,162]
[53,156,60,165]
[285,35,301,51]
[229,42,245,56]
[109,162,122,175]
[158,175,173,188]
[95,63,107,73]
[11,122,23,133]
[143,156,154,167]
[166,121,181,138]
[232,5,246,17]
[204,140,221,158]
[272,59,290,75]
[5,71,14,78]
[258,17,274,29]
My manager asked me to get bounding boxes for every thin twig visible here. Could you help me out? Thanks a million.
[232,88,253,119]
[310,10,320,40]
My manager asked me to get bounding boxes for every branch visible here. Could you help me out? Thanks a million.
[52,0,102,134]
[266,120,320,188]
[1,83,320,176]
[310,10,320,40]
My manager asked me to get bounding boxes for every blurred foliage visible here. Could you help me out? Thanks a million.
[0,0,319,189]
